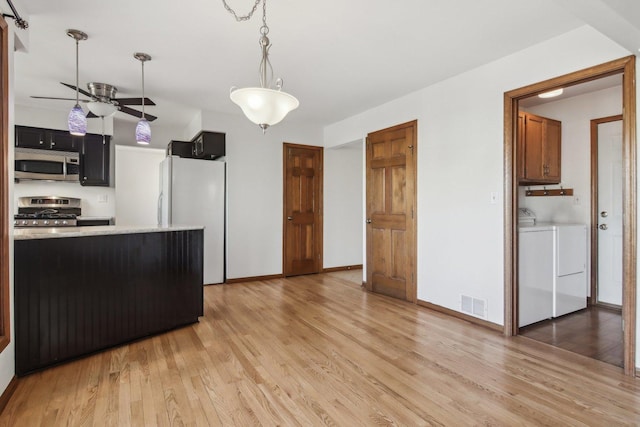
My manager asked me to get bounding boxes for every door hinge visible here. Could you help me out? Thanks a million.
[412,272,414,283]
[411,208,414,219]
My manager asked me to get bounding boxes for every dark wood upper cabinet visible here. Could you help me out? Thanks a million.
[49,130,79,152]
[518,111,562,185]
[80,133,110,187]
[15,126,47,149]
[16,125,80,151]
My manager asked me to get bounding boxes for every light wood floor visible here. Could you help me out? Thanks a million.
[2,270,640,426]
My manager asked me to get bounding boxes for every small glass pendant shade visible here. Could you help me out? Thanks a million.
[135,118,151,144]
[68,104,87,136]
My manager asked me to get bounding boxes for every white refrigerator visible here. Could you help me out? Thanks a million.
[159,155,225,284]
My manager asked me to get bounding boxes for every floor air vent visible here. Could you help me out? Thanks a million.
[460,295,488,319]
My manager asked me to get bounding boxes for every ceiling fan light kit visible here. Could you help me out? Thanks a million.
[87,101,117,118]
[66,29,88,136]
[224,0,299,132]
[86,82,117,117]
[134,52,152,144]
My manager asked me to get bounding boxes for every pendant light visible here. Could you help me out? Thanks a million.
[224,0,299,132]
[66,29,88,136]
[134,52,152,145]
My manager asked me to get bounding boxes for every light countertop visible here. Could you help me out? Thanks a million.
[14,225,204,240]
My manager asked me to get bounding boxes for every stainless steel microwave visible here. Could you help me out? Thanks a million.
[14,148,80,182]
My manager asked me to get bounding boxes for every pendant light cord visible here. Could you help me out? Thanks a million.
[75,38,80,106]
[141,60,145,119]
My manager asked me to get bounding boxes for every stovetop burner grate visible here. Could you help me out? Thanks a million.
[15,196,81,227]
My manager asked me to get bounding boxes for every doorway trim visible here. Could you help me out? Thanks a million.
[590,114,624,307]
[0,16,8,354]
[503,55,637,376]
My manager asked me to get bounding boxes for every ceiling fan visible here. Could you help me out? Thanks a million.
[32,81,158,121]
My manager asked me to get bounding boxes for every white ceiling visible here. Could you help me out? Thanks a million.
[8,0,639,135]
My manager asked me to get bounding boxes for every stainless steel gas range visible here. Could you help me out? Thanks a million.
[14,196,81,227]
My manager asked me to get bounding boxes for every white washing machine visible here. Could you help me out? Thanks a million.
[519,223,587,327]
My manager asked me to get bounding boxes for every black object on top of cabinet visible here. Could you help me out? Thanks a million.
[192,131,225,160]
[167,140,194,158]
[16,125,80,151]
[167,131,225,160]
[80,133,110,186]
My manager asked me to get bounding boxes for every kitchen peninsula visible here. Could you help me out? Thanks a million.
[14,225,204,376]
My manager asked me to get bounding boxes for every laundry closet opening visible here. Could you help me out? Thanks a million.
[503,56,637,376]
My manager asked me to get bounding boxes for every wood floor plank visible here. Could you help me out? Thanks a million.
[2,270,640,426]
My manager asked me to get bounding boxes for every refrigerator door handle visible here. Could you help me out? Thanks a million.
[157,192,163,226]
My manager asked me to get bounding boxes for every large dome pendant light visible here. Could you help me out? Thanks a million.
[224,0,299,133]
[134,53,152,145]
[66,29,88,136]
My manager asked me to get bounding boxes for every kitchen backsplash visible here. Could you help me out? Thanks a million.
[13,181,115,217]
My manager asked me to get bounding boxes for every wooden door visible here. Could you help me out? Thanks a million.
[283,143,323,277]
[366,121,417,301]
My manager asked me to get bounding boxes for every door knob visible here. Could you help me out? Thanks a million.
[600,211,608,218]
[366,218,372,224]
[599,224,608,230]
[287,216,293,221]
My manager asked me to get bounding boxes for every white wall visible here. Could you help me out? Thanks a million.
[323,25,631,326]
[15,104,114,135]
[112,118,185,151]
[114,145,165,226]
[324,141,364,269]
[194,111,324,279]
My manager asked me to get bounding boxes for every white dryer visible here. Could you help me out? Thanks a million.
[554,224,588,317]
[519,223,587,327]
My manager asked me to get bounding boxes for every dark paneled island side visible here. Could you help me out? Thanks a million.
[14,226,204,376]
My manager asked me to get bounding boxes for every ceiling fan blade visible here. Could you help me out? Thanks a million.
[60,82,93,98]
[86,111,98,118]
[119,105,157,122]
[31,96,90,102]
[114,97,156,106]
